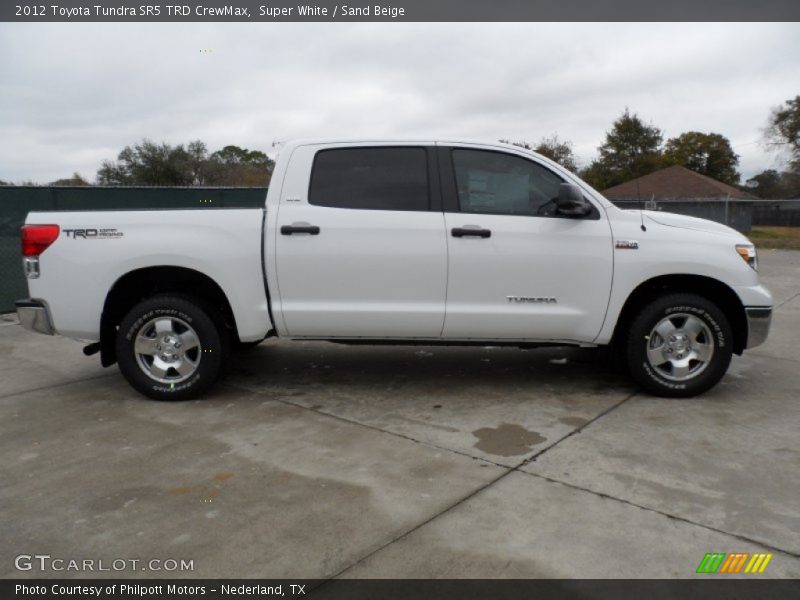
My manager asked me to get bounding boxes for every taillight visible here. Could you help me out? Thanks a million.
[21,224,60,256]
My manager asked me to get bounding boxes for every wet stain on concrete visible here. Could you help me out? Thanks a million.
[214,472,233,481]
[472,424,546,457]
[559,416,589,428]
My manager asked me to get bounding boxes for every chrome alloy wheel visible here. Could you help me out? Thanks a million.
[646,313,715,381]
[134,316,201,384]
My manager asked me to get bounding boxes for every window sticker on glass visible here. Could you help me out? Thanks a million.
[465,171,531,213]
[452,149,565,216]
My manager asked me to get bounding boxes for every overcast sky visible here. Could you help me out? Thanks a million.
[0,22,797,183]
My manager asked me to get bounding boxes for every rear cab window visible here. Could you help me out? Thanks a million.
[309,147,430,211]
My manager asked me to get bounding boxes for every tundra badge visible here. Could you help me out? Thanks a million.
[507,296,557,303]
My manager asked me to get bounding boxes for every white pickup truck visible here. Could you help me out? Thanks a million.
[16,139,772,400]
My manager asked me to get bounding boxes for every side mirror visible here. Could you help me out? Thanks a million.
[556,183,593,217]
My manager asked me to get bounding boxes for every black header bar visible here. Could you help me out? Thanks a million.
[3,0,800,22]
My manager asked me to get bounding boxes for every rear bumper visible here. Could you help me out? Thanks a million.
[15,299,55,336]
[745,307,772,349]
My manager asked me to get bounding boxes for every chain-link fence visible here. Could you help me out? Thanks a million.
[610,198,800,232]
[0,186,267,313]
[609,198,754,233]
[751,199,800,227]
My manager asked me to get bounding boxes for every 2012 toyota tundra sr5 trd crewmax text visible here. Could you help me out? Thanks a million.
[16,139,773,400]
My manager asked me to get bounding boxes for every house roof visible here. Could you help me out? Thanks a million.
[602,165,754,200]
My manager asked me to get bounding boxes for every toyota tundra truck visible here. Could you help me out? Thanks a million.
[15,139,773,400]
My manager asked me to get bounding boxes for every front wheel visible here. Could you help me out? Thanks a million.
[625,293,733,398]
[116,295,228,400]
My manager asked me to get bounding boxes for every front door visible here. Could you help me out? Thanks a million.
[440,146,613,342]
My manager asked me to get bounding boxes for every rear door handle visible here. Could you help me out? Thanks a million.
[281,224,320,235]
[451,227,491,238]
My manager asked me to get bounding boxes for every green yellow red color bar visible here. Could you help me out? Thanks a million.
[696,552,773,574]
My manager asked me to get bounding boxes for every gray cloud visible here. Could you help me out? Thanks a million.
[0,22,797,183]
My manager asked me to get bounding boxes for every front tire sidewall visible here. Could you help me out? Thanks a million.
[117,297,225,401]
[627,295,732,398]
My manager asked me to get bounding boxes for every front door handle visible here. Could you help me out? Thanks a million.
[451,227,491,238]
[281,224,320,235]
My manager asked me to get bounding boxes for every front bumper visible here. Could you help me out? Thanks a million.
[15,299,55,336]
[745,307,772,349]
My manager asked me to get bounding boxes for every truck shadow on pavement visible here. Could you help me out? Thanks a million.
[222,340,635,401]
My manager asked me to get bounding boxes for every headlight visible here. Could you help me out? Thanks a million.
[736,244,757,271]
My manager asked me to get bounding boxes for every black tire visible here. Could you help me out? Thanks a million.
[625,293,733,398]
[116,295,229,401]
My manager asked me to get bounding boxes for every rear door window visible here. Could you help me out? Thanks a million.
[309,147,429,211]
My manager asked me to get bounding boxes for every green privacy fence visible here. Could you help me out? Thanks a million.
[0,186,267,313]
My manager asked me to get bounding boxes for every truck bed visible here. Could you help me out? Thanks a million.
[24,208,272,342]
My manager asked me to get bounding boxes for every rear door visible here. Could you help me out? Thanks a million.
[274,144,448,338]
[439,145,613,342]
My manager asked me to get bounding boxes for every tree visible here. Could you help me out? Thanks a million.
[211,145,270,165]
[750,95,800,199]
[96,140,274,186]
[663,131,740,185]
[97,140,195,186]
[207,145,274,186]
[50,172,90,186]
[499,134,578,171]
[764,95,800,164]
[186,140,213,185]
[581,108,664,190]
[746,169,800,199]
[746,169,782,198]
[534,134,578,172]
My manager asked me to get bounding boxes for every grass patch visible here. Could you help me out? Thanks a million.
[749,226,800,250]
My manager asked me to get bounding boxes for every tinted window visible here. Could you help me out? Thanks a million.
[452,149,565,216]
[309,147,429,211]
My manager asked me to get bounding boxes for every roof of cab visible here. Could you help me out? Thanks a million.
[279,138,525,151]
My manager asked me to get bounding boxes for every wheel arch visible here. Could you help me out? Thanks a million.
[99,266,238,367]
[612,274,748,355]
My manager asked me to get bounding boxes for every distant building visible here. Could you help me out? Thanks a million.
[602,165,754,201]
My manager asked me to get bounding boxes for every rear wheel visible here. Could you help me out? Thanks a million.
[625,293,733,398]
[116,295,228,400]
